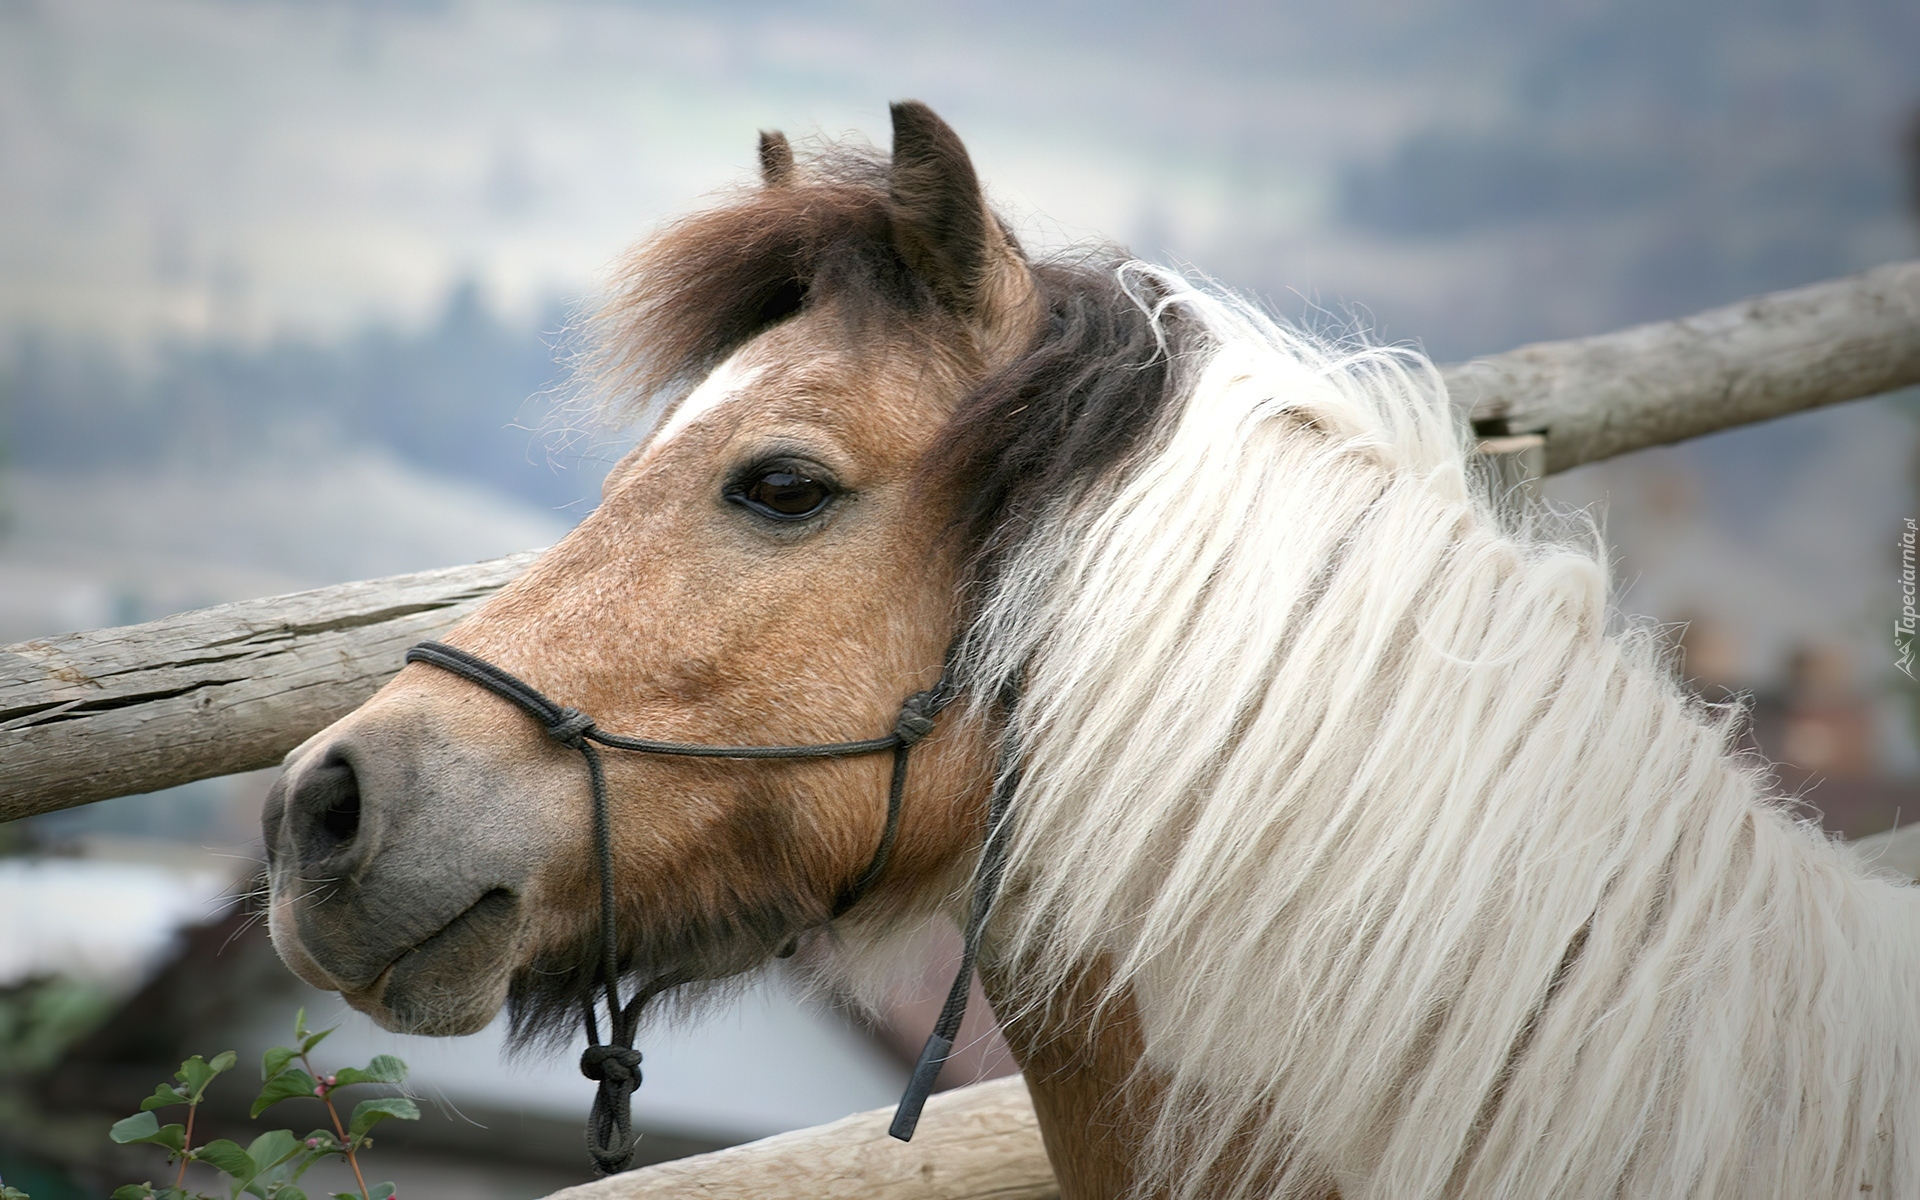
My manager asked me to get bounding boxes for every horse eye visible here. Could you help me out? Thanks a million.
[729,466,835,521]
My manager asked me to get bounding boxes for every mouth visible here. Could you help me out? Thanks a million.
[332,887,524,1036]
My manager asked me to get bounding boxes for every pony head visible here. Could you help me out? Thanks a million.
[258,102,1170,1043]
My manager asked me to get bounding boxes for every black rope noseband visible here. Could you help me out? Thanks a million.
[403,640,1005,1173]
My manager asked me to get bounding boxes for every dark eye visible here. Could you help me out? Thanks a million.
[727,464,836,521]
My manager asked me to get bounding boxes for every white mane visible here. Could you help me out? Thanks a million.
[961,266,1920,1199]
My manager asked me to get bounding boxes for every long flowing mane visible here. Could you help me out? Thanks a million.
[570,140,1920,1198]
[961,271,1920,1199]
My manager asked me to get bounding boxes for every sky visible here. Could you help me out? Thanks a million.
[3,0,1913,357]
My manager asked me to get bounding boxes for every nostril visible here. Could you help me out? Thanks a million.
[292,752,365,867]
[320,778,361,847]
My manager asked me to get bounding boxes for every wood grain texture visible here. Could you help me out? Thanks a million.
[1445,258,1920,474]
[547,1075,1057,1200]
[0,551,539,820]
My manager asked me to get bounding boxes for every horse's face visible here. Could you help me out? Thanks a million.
[261,105,1038,1037]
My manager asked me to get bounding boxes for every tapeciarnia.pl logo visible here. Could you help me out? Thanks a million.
[1899,517,1917,680]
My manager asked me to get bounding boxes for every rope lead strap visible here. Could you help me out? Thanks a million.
[888,737,1020,1141]
[402,640,961,1174]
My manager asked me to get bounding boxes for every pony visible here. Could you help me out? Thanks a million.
[261,103,1920,1199]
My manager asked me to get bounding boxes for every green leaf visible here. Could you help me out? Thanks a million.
[347,1096,418,1140]
[245,1130,301,1174]
[331,1055,406,1088]
[261,1045,297,1081]
[4,1187,37,1200]
[111,1110,159,1141]
[139,1082,190,1111]
[366,1186,396,1200]
[109,1111,186,1153]
[239,1129,314,1200]
[176,1051,237,1103]
[250,1069,319,1119]
[110,1186,153,1200]
[293,1008,335,1056]
[245,1135,333,1200]
[193,1139,256,1182]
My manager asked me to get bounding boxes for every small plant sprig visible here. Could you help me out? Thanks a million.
[104,1009,419,1200]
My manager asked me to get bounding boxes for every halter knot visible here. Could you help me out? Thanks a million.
[892,690,940,746]
[545,707,597,747]
[580,1044,642,1088]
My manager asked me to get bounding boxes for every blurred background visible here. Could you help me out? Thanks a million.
[1,0,1917,1194]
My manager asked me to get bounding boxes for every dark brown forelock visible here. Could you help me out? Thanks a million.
[587,146,935,413]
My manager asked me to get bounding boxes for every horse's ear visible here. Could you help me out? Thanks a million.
[758,130,795,187]
[888,101,1038,356]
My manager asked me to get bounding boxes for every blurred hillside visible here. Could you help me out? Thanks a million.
[0,282,593,639]
[3,283,587,510]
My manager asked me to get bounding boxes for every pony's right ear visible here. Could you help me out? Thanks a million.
[887,100,1039,361]
[759,130,795,186]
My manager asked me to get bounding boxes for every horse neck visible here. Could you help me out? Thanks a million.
[957,274,1920,1198]
[979,953,1158,1198]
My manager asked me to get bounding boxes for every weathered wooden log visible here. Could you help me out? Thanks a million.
[1446,259,1920,475]
[0,552,538,820]
[548,1075,1056,1200]
[3,262,1916,820]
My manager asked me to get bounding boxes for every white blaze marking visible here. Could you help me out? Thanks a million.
[646,352,764,455]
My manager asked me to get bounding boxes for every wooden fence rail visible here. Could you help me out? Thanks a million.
[0,552,538,820]
[1447,258,1920,474]
[3,260,1917,822]
[549,1075,1058,1200]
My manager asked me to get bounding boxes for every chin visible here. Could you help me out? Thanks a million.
[340,974,506,1038]
[269,890,519,1038]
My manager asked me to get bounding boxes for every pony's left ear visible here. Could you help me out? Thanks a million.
[758,130,795,186]
[888,101,1040,360]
